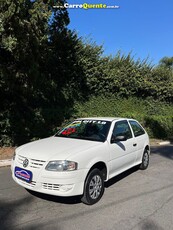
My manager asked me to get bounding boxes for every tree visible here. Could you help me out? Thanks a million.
[159,56,173,70]
[0,0,81,145]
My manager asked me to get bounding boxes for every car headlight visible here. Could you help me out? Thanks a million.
[45,160,78,171]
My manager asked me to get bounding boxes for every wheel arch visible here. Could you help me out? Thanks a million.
[86,161,107,181]
[144,144,150,153]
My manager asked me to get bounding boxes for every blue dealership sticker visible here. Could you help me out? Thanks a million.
[15,167,32,183]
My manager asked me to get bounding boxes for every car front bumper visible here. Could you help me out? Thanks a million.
[11,159,88,197]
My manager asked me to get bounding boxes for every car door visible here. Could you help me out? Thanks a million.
[129,120,148,164]
[108,120,138,179]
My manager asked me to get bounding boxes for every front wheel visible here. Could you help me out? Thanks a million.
[139,149,149,170]
[81,168,104,205]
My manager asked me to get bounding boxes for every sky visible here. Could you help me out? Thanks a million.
[67,0,173,65]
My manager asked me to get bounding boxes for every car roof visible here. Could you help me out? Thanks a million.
[76,117,133,122]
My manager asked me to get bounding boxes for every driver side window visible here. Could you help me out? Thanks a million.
[113,120,132,139]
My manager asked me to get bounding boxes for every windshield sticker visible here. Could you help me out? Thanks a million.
[61,121,81,136]
[65,121,81,128]
[82,120,106,125]
[62,127,77,135]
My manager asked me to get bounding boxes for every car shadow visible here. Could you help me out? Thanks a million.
[151,145,173,160]
[26,189,82,204]
[105,166,139,188]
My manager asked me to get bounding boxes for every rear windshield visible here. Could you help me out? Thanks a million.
[55,120,111,142]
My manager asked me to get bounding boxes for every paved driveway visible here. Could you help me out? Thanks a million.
[0,145,173,230]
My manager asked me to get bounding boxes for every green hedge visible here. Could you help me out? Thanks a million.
[144,116,173,139]
[73,96,173,139]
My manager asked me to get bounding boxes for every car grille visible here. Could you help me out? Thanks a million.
[17,155,46,169]
[42,183,60,191]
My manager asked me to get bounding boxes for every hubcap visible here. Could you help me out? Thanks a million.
[143,151,149,167]
[89,175,102,200]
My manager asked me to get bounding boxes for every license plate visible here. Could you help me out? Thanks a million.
[15,167,33,183]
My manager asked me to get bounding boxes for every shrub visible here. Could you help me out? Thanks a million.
[73,96,173,139]
[144,116,173,139]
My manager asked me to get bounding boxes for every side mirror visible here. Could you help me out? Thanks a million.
[111,134,127,143]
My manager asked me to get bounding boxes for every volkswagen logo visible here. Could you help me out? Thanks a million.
[23,158,29,168]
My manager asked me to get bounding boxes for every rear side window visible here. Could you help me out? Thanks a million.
[129,120,145,137]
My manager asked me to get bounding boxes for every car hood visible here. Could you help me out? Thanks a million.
[16,137,102,161]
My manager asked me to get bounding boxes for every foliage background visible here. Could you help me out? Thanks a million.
[0,0,173,146]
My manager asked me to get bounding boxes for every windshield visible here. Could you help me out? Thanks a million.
[55,120,111,142]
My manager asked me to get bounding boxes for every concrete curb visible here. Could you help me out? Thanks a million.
[0,159,11,167]
[159,141,171,145]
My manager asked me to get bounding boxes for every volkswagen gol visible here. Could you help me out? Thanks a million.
[11,117,150,205]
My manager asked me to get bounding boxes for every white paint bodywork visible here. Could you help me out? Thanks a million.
[11,117,150,197]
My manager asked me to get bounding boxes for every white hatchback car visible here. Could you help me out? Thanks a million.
[11,117,150,205]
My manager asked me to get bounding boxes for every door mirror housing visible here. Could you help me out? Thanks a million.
[111,134,127,143]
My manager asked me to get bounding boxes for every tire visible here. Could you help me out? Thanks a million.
[139,148,149,170]
[81,168,104,205]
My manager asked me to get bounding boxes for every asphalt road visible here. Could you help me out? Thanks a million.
[0,145,173,230]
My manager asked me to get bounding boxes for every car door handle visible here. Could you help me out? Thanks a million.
[133,143,137,147]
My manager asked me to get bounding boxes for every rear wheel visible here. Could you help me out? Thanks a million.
[139,148,149,170]
[81,168,104,205]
